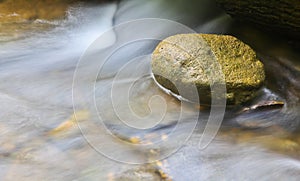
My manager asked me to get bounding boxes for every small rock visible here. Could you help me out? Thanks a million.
[151,34,265,105]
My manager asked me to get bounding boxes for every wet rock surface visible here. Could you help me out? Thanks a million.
[216,0,300,40]
[0,0,112,22]
[151,34,265,105]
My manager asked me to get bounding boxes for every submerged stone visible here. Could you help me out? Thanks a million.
[151,34,265,105]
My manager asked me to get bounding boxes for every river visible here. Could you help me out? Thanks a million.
[0,0,300,180]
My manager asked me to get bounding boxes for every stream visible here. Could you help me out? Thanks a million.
[0,0,300,180]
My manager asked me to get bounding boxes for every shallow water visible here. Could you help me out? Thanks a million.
[0,0,300,180]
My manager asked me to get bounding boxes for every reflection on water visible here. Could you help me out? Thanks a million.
[0,0,300,180]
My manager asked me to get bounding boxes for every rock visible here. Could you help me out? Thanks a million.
[151,34,265,105]
[0,0,112,22]
[216,0,300,40]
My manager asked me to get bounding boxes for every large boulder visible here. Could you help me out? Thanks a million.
[151,34,265,105]
[216,0,300,40]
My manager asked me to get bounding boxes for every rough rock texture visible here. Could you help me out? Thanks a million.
[151,34,265,105]
[216,0,300,39]
[0,0,112,22]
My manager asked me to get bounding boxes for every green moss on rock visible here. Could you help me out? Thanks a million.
[216,0,300,39]
[151,34,265,105]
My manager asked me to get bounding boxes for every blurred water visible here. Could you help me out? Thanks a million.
[0,0,300,180]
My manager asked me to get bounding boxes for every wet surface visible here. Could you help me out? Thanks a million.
[0,0,300,180]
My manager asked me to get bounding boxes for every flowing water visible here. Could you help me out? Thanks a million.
[0,0,300,180]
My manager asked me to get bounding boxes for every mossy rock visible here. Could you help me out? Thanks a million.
[216,0,300,39]
[151,34,265,105]
[0,0,110,22]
